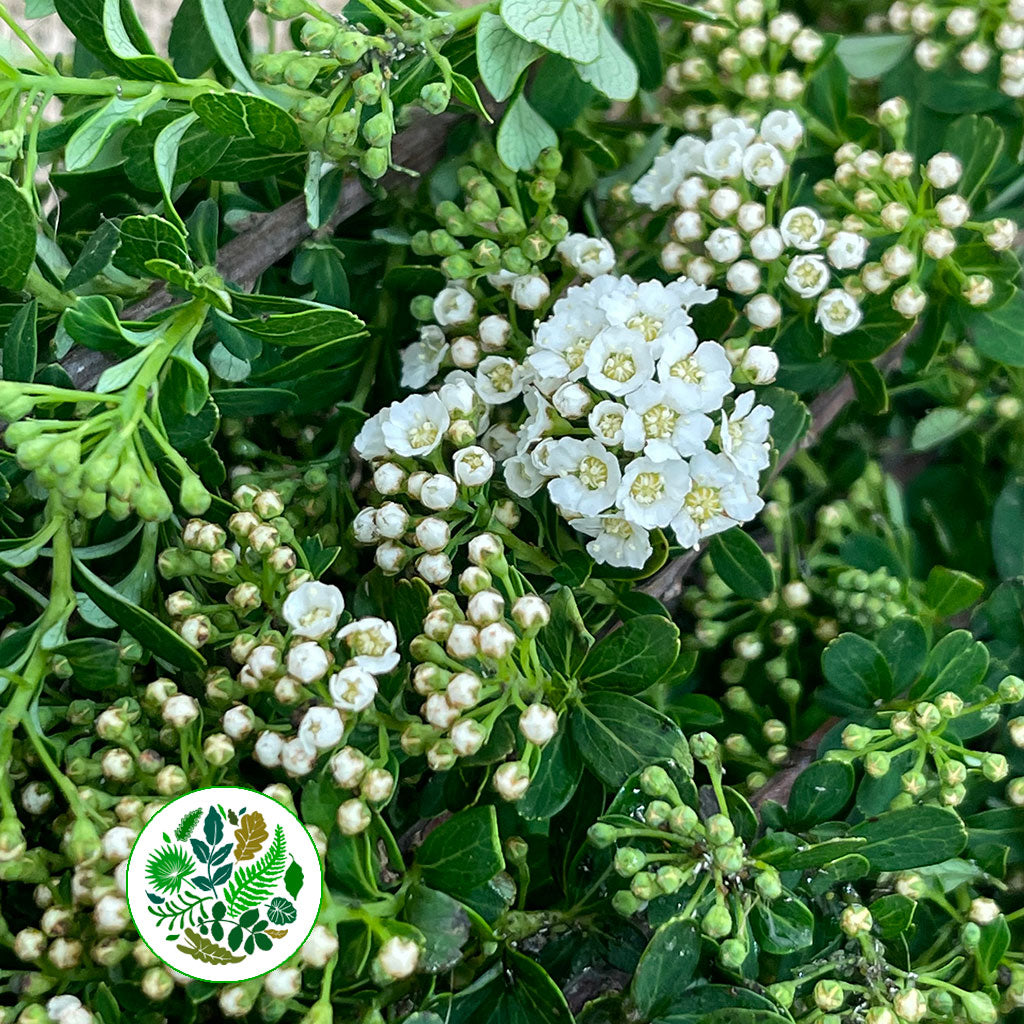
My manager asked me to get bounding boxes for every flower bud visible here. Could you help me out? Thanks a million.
[494,761,530,801]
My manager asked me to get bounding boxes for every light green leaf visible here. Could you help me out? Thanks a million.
[191,91,302,151]
[911,406,975,451]
[65,94,164,172]
[496,93,557,172]
[499,0,602,63]
[477,11,542,102]
[925,566,984,617]
[199,0,266,96]
[209,341,251,382]
[574,21,638,102]
[153,112,199,218]
[101,0,179,81]
[836,33,913,79]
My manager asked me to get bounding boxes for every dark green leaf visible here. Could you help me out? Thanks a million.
[870,893,916,939]
[925,566,984,617]
[876,617,927,693]
[760,386,810,456]
[415,806,504,898]
[821,633,893,714]
[787,759,854,828]
[850,806,968,870]
[966,291,1024,367]
[404,885,471,973]
[708,529,776,600]
[579,615,679,694]
[52,638,122,691]
[169,0,252,78]
[191,92,302,151]
[622,7,663,92]
[849,360,889,415]
[751,890,814,954]
[992,477,1024,579]
[231,306,365,348]
[910,629,989,700]
[2,299,37,383]
[65,220,121,289]
[0,176,36,290]
[209,387,298,417]
[631,919,699,1018]
[112,215,190,279]
[517,724,583,820]
[976,916,1010,976]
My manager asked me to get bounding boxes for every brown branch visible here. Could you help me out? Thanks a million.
[62,113,458,391]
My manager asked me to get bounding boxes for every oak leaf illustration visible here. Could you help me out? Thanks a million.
[233,811,269,861]
[176,928,246,964]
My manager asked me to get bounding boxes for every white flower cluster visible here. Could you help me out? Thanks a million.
[404,543,556,801]
[889,0,1024,93]
[665,0,823,115]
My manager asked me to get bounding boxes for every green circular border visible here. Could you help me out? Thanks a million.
[125,785,324,985]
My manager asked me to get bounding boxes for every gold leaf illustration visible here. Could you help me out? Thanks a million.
[233,811,269,861]
[265,928,288,939]
[176,928,246,965]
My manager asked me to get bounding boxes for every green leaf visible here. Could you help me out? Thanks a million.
[911,406,976,451]
[943,114,1005,204]
[540,586,593,677]
[223,825,286,915]
[925,566,984,617]
[112,215,190,279]
[870,893,916,939]
[499,0,602,63]
[876,617,927,692]
[210,387,298,417]
[708,529,776,600]
[850,806,968,870]
[579,615,679,694]
[231,306,366,347]
[967,291,1024,366]
[910,629,989,701]
[821,633,893,714]
[64,93,163,171]
[72,555,205,672]
[517,723,583,820]
[571,692,692,789]
[54,0,178,81]
[415,806,504,898]
[976,916,1010,976]
[2,299,38,383]
[404,885,471,973]
[631,918,699,1018]
[787,759,854,828]
[64,220,121,290]
[192,92,302,151]
[496,92,558,172]
[574,20,639,102]
[52,638,122,691]
[637,0,727,19]
[622,7,663,92]
[760,386,810,456]
[849,360,889,415]
[476,11,541,101]
[750,890,814,954]
[993,477,1024,579]
[153,112,200,216]
[836,33,912,79]
[284,858,304,900]
[0,176,36,290]
[169,0,252,78]
[198,0,266,95]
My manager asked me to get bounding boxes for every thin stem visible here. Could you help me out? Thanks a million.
[0,4,59,75]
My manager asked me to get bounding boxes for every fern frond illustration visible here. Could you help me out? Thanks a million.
[146,844,196,895]
[147,891,210,930]
[175,808,203,841]
[176,928,246,965]
[223,825,286,916]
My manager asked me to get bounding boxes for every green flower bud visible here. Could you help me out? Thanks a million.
[839,903,872,936]
[495,207,526,237]
[724,734,755,758]
[361,111,392,148]
[359,146,389,180]
[295,95,333,123]
[999,675,1024,703]
[724,686,754,712]
[48,437,81,476]
[528,177,556,205]
[713,840,745,874]
[251,51,290,82]
[441,254,474,280]
[668,803,700,836]
[640,765,679,801]
[900,769,928,796]
[935,691,964,717]
[67,816,101,865]
[927,990,955,1016]
[409,635,448,665]
[332,32,373,63]
[471,239,502,268]
[914,701,941,731]
[961,991,997,1023]
[613,847,646,878]
[500,246,531,275]
[779,678,802,703]
[410,294,435,320]
[862,750,892,779]
[430,229,461,257]
[755,866,782,900]
[419,81,451,115]
[462,199,494,227]
[283,55,327,90]
[135,483,173,522]
[611,889,645,916]
[656,864,686,894]
[300,20,339,50]
[179,473,211,515]
[644,800,672,828]
[701,902,732,938]
[630,870,658,901]
[536,146,562,178]
[719,937,746,969]
[522,231,552,262]
[842,724,874,751]
[77,488,107,520]
[765,655,789,681]
[690,732,719,763]
[767,982,795,1008]
[706,813,734,845]
[411,232,433,258]
[258,0,306,17]
[815,980,845,1011]
[587,822,618,849]
[540,213,569,243]
[327,110,359,148]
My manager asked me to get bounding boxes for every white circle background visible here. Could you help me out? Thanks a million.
[126,787,322,983]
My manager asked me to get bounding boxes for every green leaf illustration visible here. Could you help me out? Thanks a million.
[267,897,296,925]
[174,808,202,841]
[146,844,196,895]
[204,805,224,846]
[176,927,245,964]
[284,858,304,900]
[223,825,286,916]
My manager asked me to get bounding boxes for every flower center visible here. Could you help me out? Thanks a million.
[299,606,331,628]
[602,351,637,383]
[630,472,665,506]
[670,356,703,384]
[487,364,515,393]
[684,484,723,523]
[824,298,853,325]
[788,213,817,242]
[565,338,590,369]
[793,262,824,288]
[350,630,390,657]
[627,313,663,342]
[578,455,609,490]
[642,403,678,439]
[604,517,634,539]
[598,412,623,437]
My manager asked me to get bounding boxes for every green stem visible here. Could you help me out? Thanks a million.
[0,4,59,75]
[13,72,222,102]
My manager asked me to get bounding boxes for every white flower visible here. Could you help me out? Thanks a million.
[672,210,705,243]
[400,326,448,389]
[760,109,804,150]
[705,227,744,264]
[353,411,389,460]
[792,27,823,62]
[450,719,485,756]
[815,289,863,335]
[337,617,400,674]
[708,187,741,219]
[519,704,558,746]
[378,936,420,979]
[475,356,523,405]
[945,5,977,36]
[452,445,495,486]
[450,335,479,369]
[935,194,970,229]
[893,284,927,318]
[447,672,481,708]
[960,42,991,73]
[923,228,956,260]
[749,226,784,262]
[416,552,452,585]
[362,768,394,803]
[632,136,706,209]
[711,116,757,147]
[374,501,409,540]
[253,730,284,768]
[721,392,773,476]
[415,516,450,553]
[330,746,369,788]
[283,581,345,639]
[780,206,826,250]
[726,260,761,295]
[381,394,449,457]
[299,706,344,752]
[742,142,787,189]
[657,334,734,413]
[352,507,380,546]
[265,968,302,1001]
[675,175,709,209]
[162,694,200,729]
[985,218,1017,251]
[438,375,478,418]
[626,380,713,458]
[494,761,531,801]
[557,234,616,277]
[479,622,516,659]
[925,152,963,190]
[281,736,316,776]
[576,514,653,568]
[740,345,779,384]
[287,641,331,684]
[774,70,804,101]
[301,924,340,968]
[433,284,476,326]
[881,244,915,278]
[511,274,550,310]
[504,454,547,497]
[827,231,868,270]
[703,138,745,179]
[588,400,645,451]
[337,798,371,835]
[737,202,766,234]
[785,254,831,298]
[479,314,510,351]
[546,438,622,516]
[768,12,801,43]
[599,276,713,354]
[420,473,458,510]
[583,326,655,396]
[329,666,378,713]
[618,456,691,528]
[670,451,764,548]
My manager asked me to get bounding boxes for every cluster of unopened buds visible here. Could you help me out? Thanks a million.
[666,0,822,110]
[632,102,1016,341]
[588,743,785,969]
[887,0,1024,95]
[401,533,557,800]
[835,674,1024,809]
